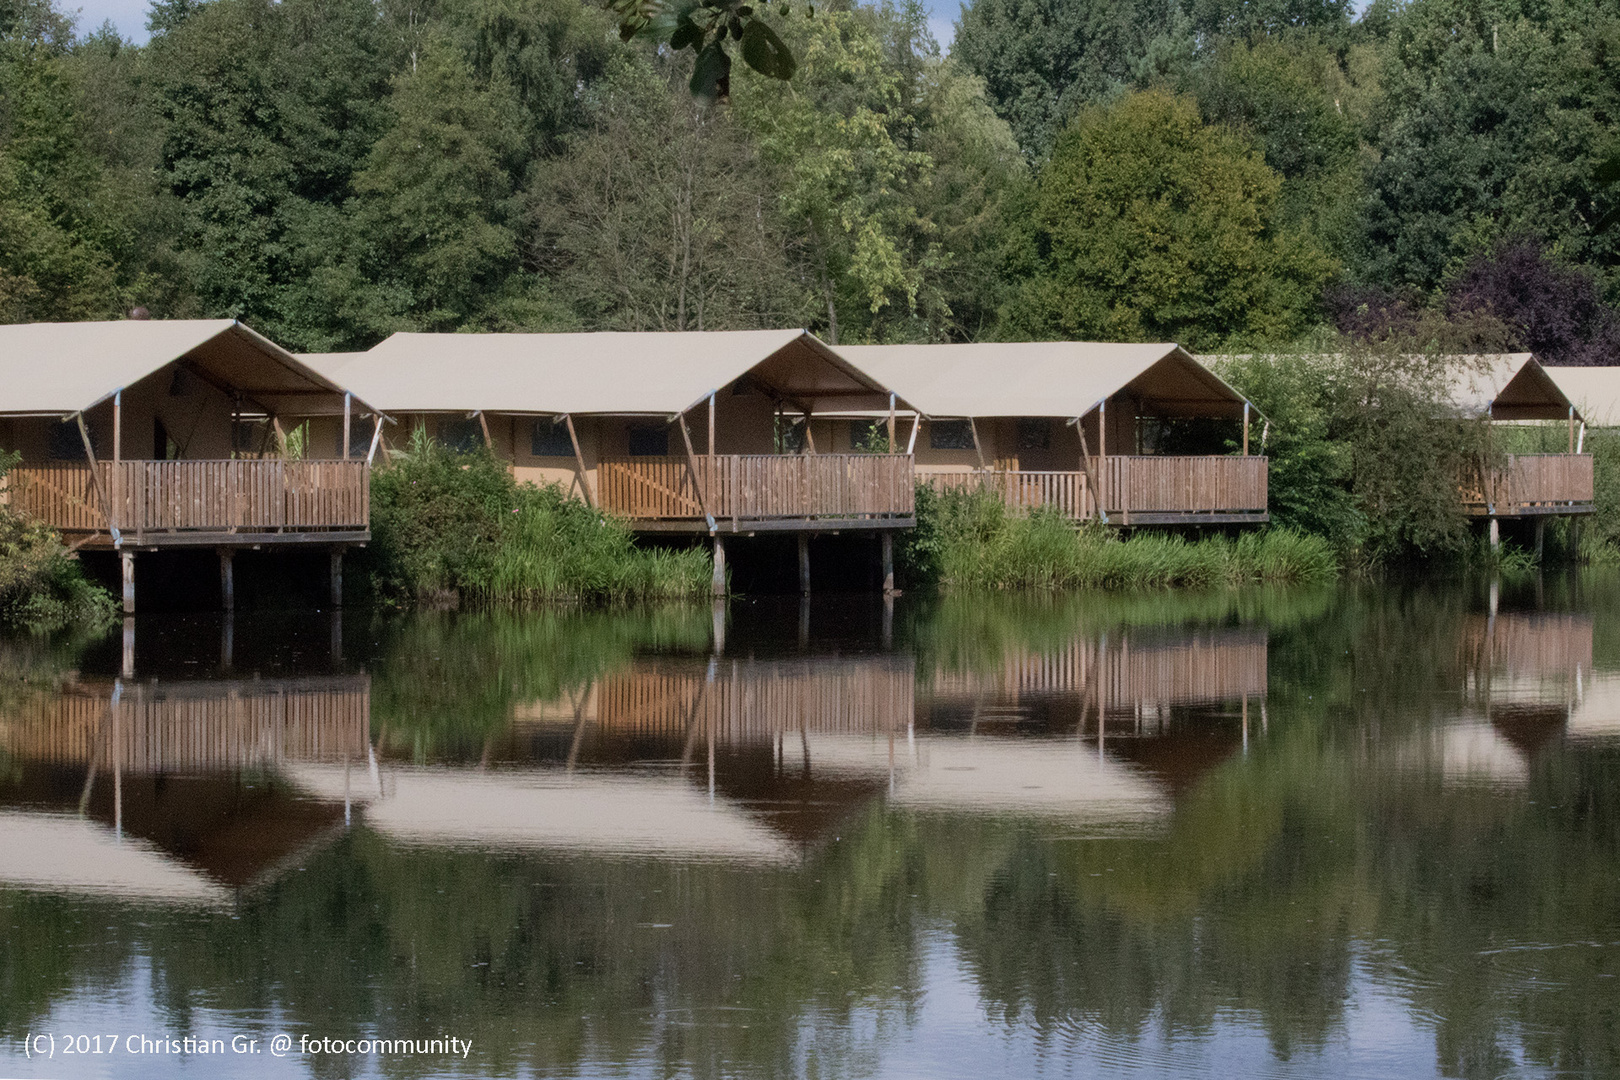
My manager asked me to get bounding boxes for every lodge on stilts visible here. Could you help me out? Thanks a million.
[0,320,380,611]
[1449,354,1594,548]
[303,329,919,594]
[833,342,1270,525]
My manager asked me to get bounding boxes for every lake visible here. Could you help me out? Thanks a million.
[2,577,1618,1079]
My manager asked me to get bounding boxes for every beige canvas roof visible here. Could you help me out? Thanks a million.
[0,320,366,417]
[303,330,902,416]
[1446,354,1577,421]
[836,342,1252,419]
[1543,366,1620,427]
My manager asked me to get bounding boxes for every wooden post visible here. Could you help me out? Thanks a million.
[218,549,234,611]
[342,393,352,460]
[802,410,817,454]
[881,531,895,595]
[711,599,726,655]
[563,415,594,508]
[121,617,135,679]
[271,416,288,456]
[1242,401,1250,456]
[112,389,122,533]
[1098,399,1108,519]
[120,550,135,615]
[798,534,811,596]
[968,417,987,470]
[1569,406,1576,454]
[887,393,897,451]
[708,392,716,456]
[1489,517,1500,550]
[73,413,113,529]
[1073,416,1105,523]
[329,547,344,608]
[675,412,715,531]
[1535,517,1546,560]
[906,413,920,455]
[476,410,492,449]
[711,534,726,598]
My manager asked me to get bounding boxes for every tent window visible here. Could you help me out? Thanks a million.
[849,419,886,450]
[929,420,975,450]
[348,417,376,459]
[532,418,575,457]
[437,417,482,453]
[1017,418,1052,451]
[232,418,268,453]
[48,420,85,460]
[627,424,669,456]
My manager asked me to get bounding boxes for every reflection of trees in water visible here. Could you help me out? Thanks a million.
[5,583,1620,1077]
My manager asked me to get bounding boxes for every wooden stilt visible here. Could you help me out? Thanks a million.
[120,550,135,615]
[798,534,811,596]
[1535,517,1546,560]
[1489,517,1500,549]
[329,547,344,608]
[881,531,895,595]
[218,548,234,611]
[120,616,135,679]
[711,534,727,598]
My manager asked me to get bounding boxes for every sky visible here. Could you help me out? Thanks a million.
[65,0,962,48]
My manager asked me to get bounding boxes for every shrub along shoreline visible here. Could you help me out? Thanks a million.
[900,486,1340,591]
[0,453,120,633]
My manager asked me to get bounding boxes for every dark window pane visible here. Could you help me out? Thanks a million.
[776,418,806,453]
[929,419,976,450]
[348,417,376,459]
[1017,418,1052,451]
[437,417,482,453]
[232,419,267,453]
[850,419,886,450]
[532,418,575,456]
[627,424,669,456]
[48,421,83,460]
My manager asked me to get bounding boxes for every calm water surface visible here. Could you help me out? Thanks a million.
[2,579,1619,1079]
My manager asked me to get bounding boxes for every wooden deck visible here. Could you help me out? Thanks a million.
[923,455,1268,525]
[598,454,915,532]
[6,460,370,547]
[1460,454,1594,517]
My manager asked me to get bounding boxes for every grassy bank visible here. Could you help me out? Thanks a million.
[0,454,119,633]
[366,432,710,605]
[902,486,1339,591]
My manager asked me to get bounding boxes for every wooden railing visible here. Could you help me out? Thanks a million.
[598,454,914,524]
[922,456,1268,523]
[1460,454,1594,515]
[7,460,370,538]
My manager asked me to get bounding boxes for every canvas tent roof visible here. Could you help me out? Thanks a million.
[1543,366,1620,427]
[0,320,366,418]
[834,342,1252,420]
[1447,354,1577,421]
[302,330,902,416]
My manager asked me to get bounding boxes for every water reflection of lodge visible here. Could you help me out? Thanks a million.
[2,675,371,773]
[1415,612,1594,786]
[0,675,371,904]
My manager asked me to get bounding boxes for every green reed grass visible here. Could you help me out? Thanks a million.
[921,488,1338,591]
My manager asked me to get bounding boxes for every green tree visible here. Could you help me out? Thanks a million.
[525,54,809,330]
[952,0,1174,158]
[1005,88,1333,349]
[351,35,523,331]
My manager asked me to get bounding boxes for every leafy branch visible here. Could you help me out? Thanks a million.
[602,0,802,99]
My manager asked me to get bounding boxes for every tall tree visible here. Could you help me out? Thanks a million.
[525,54,809,331]
[1005,88,1333,349]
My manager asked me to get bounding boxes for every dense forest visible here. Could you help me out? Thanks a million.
[2,0,1619,355]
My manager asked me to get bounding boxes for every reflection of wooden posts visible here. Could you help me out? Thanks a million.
[121,617,135,679]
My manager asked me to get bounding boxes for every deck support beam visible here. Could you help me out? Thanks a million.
[218,548,234,611]
[711,534,726,598]
[1535,517,1546,560]
[120,550,136,615]
[329,547,344,608]
[881,531,895,595]
[798,534,811,596]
